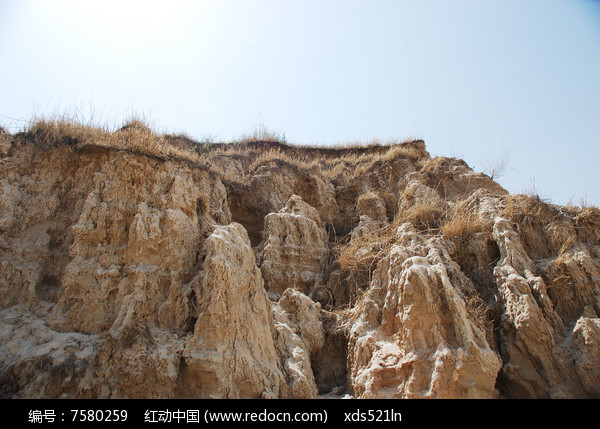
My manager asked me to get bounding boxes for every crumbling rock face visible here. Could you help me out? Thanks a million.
[258,195,329,297]
[183,223,285,399]
[47,152,229,335]
[492,217,600,398]
[272,288,324,398]
[0,306,100,398]
[420,156,507,201]
[572,310,600,396]
[348,223,502,398]
[95,326,186,399]
[1,133,599,399]
[335,155,418,230]
[350,192,388,240]
[227,162,339,247]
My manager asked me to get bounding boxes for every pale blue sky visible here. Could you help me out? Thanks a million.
[1,0,599,205]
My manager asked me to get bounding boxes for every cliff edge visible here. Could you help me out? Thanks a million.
[1,120,599,398]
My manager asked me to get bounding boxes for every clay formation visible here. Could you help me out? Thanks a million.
[0,122,598,398]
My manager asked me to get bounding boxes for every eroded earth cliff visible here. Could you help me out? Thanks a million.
[0,121,599,398]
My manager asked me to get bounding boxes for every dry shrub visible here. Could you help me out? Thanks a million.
[464,291,496,349]
[247,149,286,172]
[396,179,445,232]
[337,192,442,292]
[574,205,600,244]
[441,200,484,239]
[23,117,203,164]
[112,119,166,155]
[502,194,545,237]
[337,192,488,301]
[380,142,426,163]
[575,206,600,227]
[25,117,110,148]
[397,200,443,231]
[419,156,458,175]
[501,194,545,225]
[502,193,600,244]
[14,355,53,386]
[235,123,286,144]
[337,224,395,273]
[334,225,394,309]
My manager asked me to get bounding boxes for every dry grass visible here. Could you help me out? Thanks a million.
[398,200,443,231]
[112,119,167,155]
[337,223,395,273]
[25,117,111,147]
[418,156,468,176]
[500,194,544,226]
[192,136,428,186]
[17,117,430,214]
[502,193,598,231]
[337,197,483,274]
[574,205,600,244]
[14,355,53,386]
[234,122,287,144]
[337,191,488,297]
[500,193,600,251]
[441,200,485,239]
[230,138,427,181]
[21,116,204,166]
[337,191,443,285]
[575,206,600,226]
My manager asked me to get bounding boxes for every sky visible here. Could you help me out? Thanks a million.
[1,0,599,206]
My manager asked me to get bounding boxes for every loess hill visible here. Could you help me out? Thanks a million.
[0,119,599,399]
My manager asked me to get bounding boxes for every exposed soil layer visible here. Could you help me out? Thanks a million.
[1,125,599,398]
